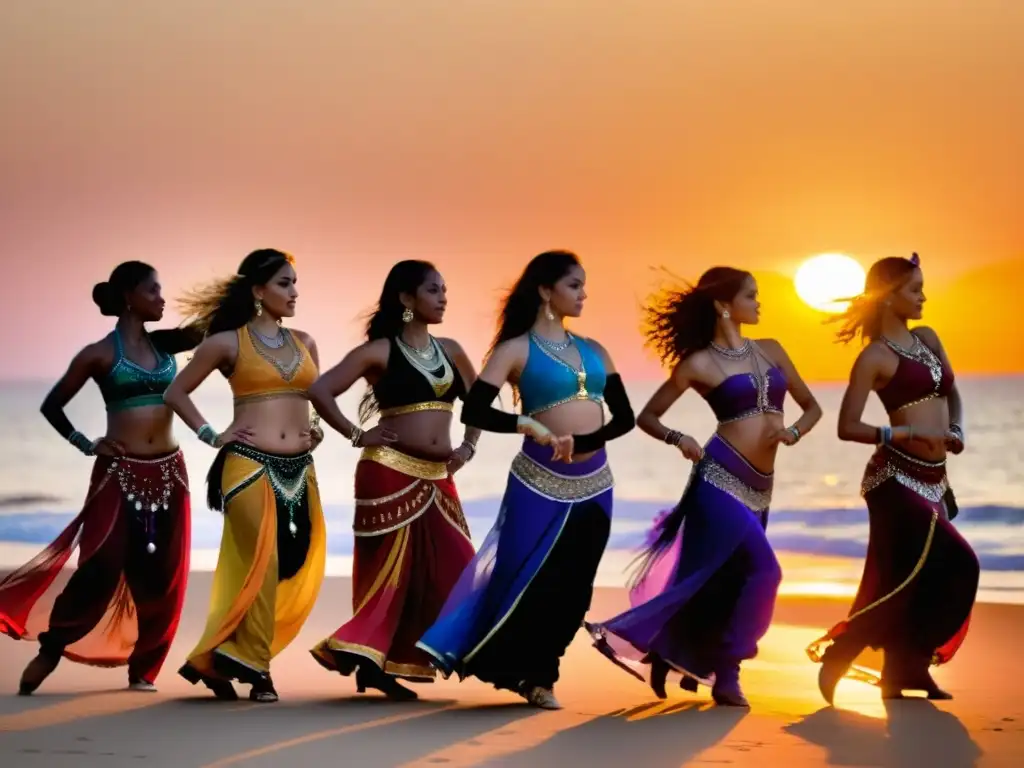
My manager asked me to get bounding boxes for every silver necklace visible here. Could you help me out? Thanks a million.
[531,331,573,352]
[395,336,453,396]
[710,339,751,359]
[397,335,441,366]
[251,324,285,349]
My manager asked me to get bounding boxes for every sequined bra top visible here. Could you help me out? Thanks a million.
[229,326,318,405]
[98,328,177,413]
[518,332,607,417]
[374,336,466,417]
[876,333,953,414]
[701,343,787,425]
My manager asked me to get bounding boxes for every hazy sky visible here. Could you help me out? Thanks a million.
[2,1,1022,380]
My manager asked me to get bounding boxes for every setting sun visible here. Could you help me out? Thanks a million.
[793,254,867,313]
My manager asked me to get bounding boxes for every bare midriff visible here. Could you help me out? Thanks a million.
[378,410,455,462]
[889,397,950,462]
[234,395,314,454]
[106,405,178,456]
[533,398,606,463]
[716,410,785,475]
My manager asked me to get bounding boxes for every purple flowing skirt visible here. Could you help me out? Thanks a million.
[587,434,781,686]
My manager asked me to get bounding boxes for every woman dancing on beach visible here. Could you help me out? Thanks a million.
[808,253,979,703]
[417,250,635,710]
[165,248,325,703]
[308,261,479,700]
[0,261,199,695]
[586,267,821,706]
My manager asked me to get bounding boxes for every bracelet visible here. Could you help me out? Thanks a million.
[786,425,801,443]
[460,441,477,460]
[878,425,892,445]
[349,427,364,447]
[196,424,219,447]
[68,430,96,456]
[664,429,685,447]
[949,423,964,440]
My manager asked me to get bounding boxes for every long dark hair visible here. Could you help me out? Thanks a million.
[93,260,201,355]
[177,249,294,336]
[489,249,580,355]
[357,260,437,423]
[642,267,752,367]
[830,253,919,344]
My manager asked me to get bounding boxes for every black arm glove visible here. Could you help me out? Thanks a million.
[572,374,635,453]
[461,380,520,433]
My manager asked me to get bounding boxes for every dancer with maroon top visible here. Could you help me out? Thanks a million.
[0,262,199,694]
[809,253,980,703]
[308,261,479,700]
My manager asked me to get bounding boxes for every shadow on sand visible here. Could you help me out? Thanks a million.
[785,700,982,767]
[498,699,748,767]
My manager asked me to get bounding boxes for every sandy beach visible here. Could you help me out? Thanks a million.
[0,569,1021,767]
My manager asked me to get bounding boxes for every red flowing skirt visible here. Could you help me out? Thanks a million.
[807,446,979,686]
[0,450,191,683]
[311,446,474,680]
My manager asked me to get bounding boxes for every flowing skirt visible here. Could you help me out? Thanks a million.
[0,450,190,683]
[806,445,979,686]
[417,439,613,692]
[310,446,475,681]
[587,435,781,685]
[179,444,326,687]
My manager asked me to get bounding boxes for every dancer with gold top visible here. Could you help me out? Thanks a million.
[809,253,979,703]
[417,250,635,710]
[2,262,199,695]
[164,248,325,703]
[308,261,479,701]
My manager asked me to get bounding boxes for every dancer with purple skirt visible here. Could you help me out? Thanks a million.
[586,267,821,706]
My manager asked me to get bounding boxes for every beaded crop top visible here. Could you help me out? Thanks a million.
[98,328,177,412]
[518,332,606,417]
[374,336,466,417]
[229,326,318,405]
[701,343,787,425]
[876,333,953,414]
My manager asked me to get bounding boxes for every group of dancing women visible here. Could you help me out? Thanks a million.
[0,248,979,710]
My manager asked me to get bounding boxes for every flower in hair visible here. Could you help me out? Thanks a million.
[909,252,920,266]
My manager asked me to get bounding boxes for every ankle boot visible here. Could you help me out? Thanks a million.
[711,663,749,707]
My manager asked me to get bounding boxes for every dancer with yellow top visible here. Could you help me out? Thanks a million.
[164,248,326,703]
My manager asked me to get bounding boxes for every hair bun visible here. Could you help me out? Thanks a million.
[92,281,121,316]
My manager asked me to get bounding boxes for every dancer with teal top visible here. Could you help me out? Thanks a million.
[0,261,200,695]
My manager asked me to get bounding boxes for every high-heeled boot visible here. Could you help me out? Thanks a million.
[355,664,418,701]
[711,663,749,707]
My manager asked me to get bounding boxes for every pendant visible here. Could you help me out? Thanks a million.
[146,542,156,554]
[289,521,298,535]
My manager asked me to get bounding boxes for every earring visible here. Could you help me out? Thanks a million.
[722,310,730,320]
[544,303,555,321]
[402,307,414,323]
[255,299,263,317]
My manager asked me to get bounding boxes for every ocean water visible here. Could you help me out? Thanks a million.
[1,376,1022,602]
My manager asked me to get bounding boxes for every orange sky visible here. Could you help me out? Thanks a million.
[1,2,1022,381]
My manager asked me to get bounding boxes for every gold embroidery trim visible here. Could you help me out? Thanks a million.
[233,390,309,405]
[360,445,448,481]
[509,451,613,501]
[379,401,454,418]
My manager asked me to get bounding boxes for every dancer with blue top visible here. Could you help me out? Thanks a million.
[416,250,635,710]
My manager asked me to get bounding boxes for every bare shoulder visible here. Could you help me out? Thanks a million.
[911,325,943,348]
[289,328,317,348]
[752,337,789,364]
[205,329,239,349]
[436,336,468,358]
[495,335,530,359]
[856,339,891,368]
